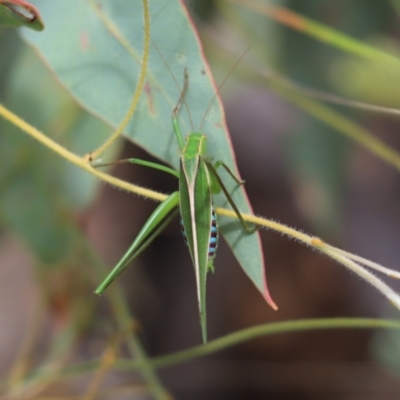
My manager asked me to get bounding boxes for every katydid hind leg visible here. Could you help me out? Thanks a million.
[122,208,179,269]
[94,192,180,295]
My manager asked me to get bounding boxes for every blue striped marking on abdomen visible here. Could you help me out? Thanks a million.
[180,206,219,260]
[208,209,218,258]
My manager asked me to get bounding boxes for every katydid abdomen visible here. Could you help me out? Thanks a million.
[180,205,219,264]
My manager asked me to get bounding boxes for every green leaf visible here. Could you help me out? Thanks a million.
[0,0,44,31]
[21,0,274,306]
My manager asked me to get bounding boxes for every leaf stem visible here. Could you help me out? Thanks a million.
[217,208,400,311]
[16,318,400,382]
[0,103,167,202]
[118,318,400,370]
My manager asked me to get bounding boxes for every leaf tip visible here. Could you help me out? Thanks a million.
[262,277,278,310]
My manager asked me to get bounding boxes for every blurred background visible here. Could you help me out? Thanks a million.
[2,0,400,398]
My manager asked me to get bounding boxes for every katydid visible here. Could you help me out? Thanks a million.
[95,71,268,343]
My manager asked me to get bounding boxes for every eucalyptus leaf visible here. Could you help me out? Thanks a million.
[21,1,274,305]
[0,0,44,31]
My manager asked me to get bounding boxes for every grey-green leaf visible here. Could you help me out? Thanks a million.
[0,0,44,31]
[21,0,275,307]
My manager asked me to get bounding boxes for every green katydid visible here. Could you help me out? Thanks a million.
[95,70,277,343]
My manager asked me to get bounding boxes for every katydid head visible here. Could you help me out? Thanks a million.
[168,58,249,162]
[182,133,208,158]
